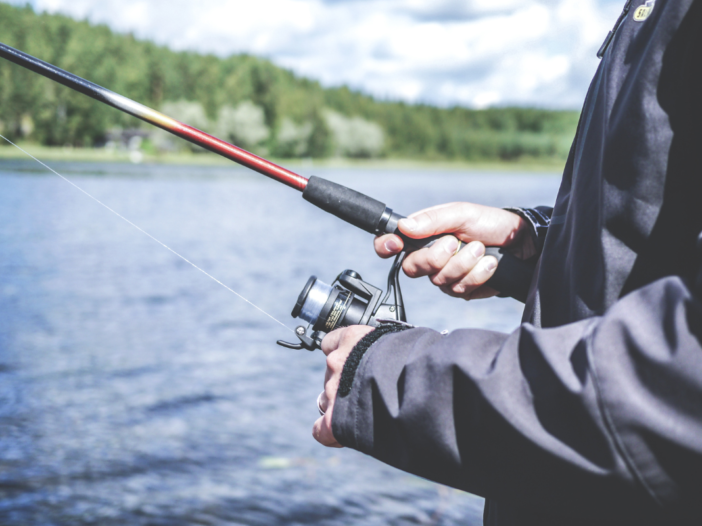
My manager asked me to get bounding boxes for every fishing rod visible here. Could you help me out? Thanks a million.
[0,42,535,348]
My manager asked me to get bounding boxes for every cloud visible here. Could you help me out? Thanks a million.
[4,0,624,109]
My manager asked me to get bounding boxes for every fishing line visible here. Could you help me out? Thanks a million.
[0,134,294,333]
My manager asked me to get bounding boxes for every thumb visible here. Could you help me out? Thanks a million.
[398,203,473,240]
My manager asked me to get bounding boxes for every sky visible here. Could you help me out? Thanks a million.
[5,0,626,109]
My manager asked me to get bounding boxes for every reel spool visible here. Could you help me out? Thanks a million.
[277,254,406,351]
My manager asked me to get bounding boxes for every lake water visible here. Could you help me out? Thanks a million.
[0,160,561,525]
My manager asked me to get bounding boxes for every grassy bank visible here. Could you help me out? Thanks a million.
[0,144,567,173]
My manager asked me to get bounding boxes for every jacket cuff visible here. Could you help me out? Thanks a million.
[504,206,553,254]
[332,325,415,449]
[338,322,411,397]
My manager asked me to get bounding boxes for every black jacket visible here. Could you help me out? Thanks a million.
[332,1,702,524]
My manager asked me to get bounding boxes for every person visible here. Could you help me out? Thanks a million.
[312,0,702,524]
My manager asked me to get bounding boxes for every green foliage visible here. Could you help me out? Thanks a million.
[217,101,270,149]
[0,3,580,161]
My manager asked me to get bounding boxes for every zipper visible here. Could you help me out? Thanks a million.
[597,0,634,58]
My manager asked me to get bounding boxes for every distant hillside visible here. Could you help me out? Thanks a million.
[0,3,579,161]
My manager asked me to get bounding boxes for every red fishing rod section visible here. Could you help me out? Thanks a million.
[0,42,308,191]
[169,120,308,191]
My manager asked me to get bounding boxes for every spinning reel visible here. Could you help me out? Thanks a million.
[277,254,407,351]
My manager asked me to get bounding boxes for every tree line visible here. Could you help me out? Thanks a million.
[0,3,580,161]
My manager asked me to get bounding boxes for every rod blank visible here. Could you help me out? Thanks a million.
[0,42,308,191]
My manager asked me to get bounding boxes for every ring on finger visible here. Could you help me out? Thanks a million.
[317,391,326,416]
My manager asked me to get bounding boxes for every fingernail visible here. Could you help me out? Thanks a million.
[385,238,400,252]
[484,257,497,272]
[470,242,485,258]
[400,218,418,231]
[444,237,459,254]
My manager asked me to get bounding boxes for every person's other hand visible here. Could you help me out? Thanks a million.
[374,203,533,300]
[312,325,374,448]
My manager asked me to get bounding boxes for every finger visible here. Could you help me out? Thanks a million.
[318,389,329,414]
[406,202,456,217]
[326,349,348,375]
[466,284,500,300]
[312,413,344,447]
[429,241,485,287]
[400,203,525,247]
[340,325,375,347]
[398,203,477,240]
[374,234,404,258]
[439,255,498,298]
[322,325,374,359]
[321,327,345,356]
[402,236,459,278]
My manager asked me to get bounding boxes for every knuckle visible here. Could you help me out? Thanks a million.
[459,271,481,289]
[457,251,478,273]
[402,259,420,278]
[455,278,479,297]
[458,253,479,274]
[483,256,498,274]
[339,327,354,343]
[426,249,444,270]
[456,265,490,291]
[326,353,342,370]
[321,329,340,352]
[344,329,362,345]
[429,272,445,286]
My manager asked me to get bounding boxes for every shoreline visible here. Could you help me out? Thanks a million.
[0,144,566,173]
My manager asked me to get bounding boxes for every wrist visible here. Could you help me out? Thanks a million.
[499,212,536,260]
[503,208,546,260]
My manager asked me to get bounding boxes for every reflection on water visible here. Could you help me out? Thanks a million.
[0,161,560,525]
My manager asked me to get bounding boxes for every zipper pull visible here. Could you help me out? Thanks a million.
[597,0,634,59]
[597,31,615,59]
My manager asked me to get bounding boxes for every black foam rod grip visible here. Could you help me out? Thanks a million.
[302,176,387,234]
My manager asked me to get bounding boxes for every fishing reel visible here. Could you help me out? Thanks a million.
[277,254,407,351]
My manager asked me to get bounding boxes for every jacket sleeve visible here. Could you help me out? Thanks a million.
[331,272,702,521]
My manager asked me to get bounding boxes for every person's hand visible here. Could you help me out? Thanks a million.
[374,203,534,300]
[313,325,374,448]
